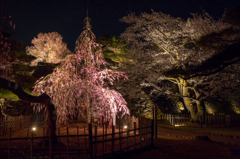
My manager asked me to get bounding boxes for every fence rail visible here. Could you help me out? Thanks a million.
[158,114,240,127]
[0,113,45,136]
[0,118,153,159]
[0,115,32,136]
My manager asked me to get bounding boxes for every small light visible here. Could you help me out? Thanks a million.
[174,124,185,127]
[32,127,36,131]
[123,125,128,129]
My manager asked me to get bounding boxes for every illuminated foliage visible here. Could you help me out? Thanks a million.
[33,17,129,125]
[26,32,71,66]
[98,36,130,66]
[121,11,240,120]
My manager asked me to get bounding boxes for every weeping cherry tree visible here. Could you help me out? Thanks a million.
[33,17,130,126]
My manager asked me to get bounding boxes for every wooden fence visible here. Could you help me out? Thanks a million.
[158,114,190,126]
[0,115,32,136]
[0,113,45,136]
[0,118,153,159]
[158,114,240,127]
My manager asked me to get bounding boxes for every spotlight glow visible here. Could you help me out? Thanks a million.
[174,124,185,127]
[32,127,36,131]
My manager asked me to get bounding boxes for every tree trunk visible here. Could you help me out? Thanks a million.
[85,80,91,124]
[112,112,116,126]
[195,90,203,116]
[0,77,57,143]
[45,102,58,144]
[178,78,197,121]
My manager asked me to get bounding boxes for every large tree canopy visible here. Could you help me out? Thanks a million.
[26,32,71,66]
[121,11,240,120]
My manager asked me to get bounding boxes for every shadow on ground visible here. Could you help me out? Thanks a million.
[114,138,240,159]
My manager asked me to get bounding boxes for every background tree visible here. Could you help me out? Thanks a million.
[33,17,129,126]
[97,36,130,68]
[0,27,56,117]
[0,14,15,78]
[121,11,240,121]
[26,32,71,66]
[0,14,57,142]
[198,62,240,114]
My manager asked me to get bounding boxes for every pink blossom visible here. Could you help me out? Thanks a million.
[33,18,129,125]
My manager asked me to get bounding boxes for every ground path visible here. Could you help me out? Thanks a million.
[116,125,240,159]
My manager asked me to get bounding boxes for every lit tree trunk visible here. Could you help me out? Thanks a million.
[113,112,116,126]
[85,80,91,123]
[178,78,197,121]
[194,89,203,116]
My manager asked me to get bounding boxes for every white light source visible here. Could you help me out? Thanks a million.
[123,125,128,129]
[32,127,36,131]
[174,124,185,127]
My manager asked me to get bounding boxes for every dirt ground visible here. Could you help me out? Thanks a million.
[116,126,240,159]
[116,138,240,159]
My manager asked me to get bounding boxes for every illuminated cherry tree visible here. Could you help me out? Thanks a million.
[121,11,240,120]
[26,32,70,66]
[33,17,130,125]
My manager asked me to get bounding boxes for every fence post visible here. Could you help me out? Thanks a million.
[26,128,29,145]
[77,126,79,158]
[200,115,203,128]
[119,118,122,152]
[172,114,175,126]
[221,115,224,127]
[49,128,52,159]
[152,105,155,142]
[20,116,22,129]
[127,123,130,152]
[42,127,45,159]
[89,123,93,159]
[112,121,115,154]
[151,119,154,147]
[139,118,142,148]
[105,122,107,155]
[58,127,60,142]
[66,127,69,159]
[95,125,98,158]
[155,105,158,139]
[8,128,11,159]
[102,117,105,158]
[84,126,87,159]
[134,122,136,150]
[31,130,34,159]
[4,116,7,136]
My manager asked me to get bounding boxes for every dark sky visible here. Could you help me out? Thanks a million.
[2,0,240,51]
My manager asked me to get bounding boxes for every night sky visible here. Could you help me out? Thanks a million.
[2,0,240,50]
